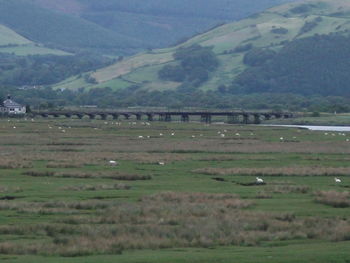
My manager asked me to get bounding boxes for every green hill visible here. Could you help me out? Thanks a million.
[55,0,350,94]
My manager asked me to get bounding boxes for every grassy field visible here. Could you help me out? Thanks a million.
[0,117,349,262]
[0,24,70,56]
[54,0,350,92]
[0,25,31,46]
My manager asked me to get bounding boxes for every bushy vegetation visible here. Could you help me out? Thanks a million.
[0,52,113,86]
[235,34,350,96]
[290,3,316,14]
[298,17,322,35]
[242,48,276,67]
[270,27,289,34]
[158,44,219,86]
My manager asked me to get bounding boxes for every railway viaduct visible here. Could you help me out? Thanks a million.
[30,110,294,124]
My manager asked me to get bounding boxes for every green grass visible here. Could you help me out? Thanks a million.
[265,113,350,125]
[0,118,349,261]
[0,44,70,56]
[0,24,31,46]
[4,241,350,263]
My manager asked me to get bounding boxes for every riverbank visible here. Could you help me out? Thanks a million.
[265,113,350,126]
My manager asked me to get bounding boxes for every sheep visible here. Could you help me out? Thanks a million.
[256,177,264,184]
[109,160,118,166]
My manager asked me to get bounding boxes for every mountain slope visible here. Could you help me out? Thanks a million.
[0,0,142,55]
[60,0,350,95]
[25,0,296,52]
[0,24,32,46]
[0,23,70,56]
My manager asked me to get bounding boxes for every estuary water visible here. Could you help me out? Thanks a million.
[261,125,350,132]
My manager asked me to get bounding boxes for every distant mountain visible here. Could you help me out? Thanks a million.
[0,0,295,55]
[0,0,141,55]
[61,0,350,99]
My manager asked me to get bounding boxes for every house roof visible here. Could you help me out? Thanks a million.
[3,97,22,108]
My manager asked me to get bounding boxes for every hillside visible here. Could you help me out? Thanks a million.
[22,0,295,53]
[0,23,69,56]
[58,0,350,95]
[0,24,32,46]
[0,0,142,55]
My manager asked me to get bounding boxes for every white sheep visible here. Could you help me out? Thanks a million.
[109,160,118,166]
[334,177,341,183]
[256,177,264,184]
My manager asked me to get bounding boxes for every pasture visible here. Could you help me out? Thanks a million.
[0,118,349,262]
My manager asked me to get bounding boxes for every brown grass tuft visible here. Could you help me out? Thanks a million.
[194,167,350,177]
[61,183,131,191]
[23,170,151,180]
[314,191,350,208]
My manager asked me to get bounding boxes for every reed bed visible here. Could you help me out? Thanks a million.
[0,158,33,169]
[0,186,22,193]
[268,185,310,194]
[314,191,350,208]
[194,167,350,177]
[0,192,348,256]
[22,170,151,180]
[196,155,276,161]
[61,183,131,191]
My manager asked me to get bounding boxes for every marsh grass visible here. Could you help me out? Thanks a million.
[0,192,349,256]
[1,120,350,259]
[46,162,83,168]
[195,167,350,177]
[0,159,33,169]
[196,155,276,161]
[268,185,310,194]
[314,191,350,208]
[62,183,131,191]
[23,170,151,180]
[255,191,272,199]
[0,186,22,193]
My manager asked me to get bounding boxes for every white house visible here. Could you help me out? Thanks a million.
[0,95,26,114]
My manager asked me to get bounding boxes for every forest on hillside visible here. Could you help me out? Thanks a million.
[234,33,350,97]
[0,52,113,86]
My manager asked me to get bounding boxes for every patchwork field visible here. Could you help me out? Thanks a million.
[0,118,349,262]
